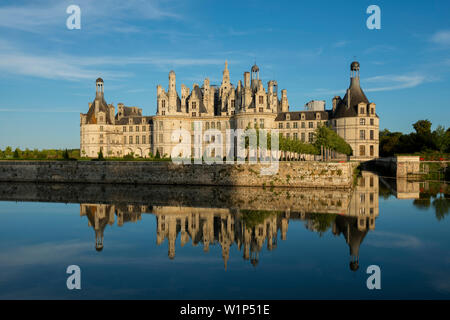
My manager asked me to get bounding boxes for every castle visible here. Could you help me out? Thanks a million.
[80,61,379,160]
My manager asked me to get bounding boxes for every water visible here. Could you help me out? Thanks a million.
[0,171,449,299]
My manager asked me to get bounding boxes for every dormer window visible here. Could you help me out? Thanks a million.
[286,114,290,121]
[360,107,365,114]
[192,102,197,110]
[301,114,305,120]
[316,113,320,120]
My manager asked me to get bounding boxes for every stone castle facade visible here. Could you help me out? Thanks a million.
[80,61,379,160]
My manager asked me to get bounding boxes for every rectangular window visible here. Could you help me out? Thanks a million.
[142,136,146,144]
[211,122,215,129]
[286,122,290,129]
[259,96,263,104]
[294,133,298,140]
[192,102,197,109]
[159,134,163,143]
[301,133,305,142]
[293,122,298,129]
[136,126,139,132]
[301,122,305,128]
[217,122,221,130]
[260,119,264,129]
[142,126,146,132]
[360,130,366,140]
[278,123,283,129]
[370,130,374,140]
[136,135,139,144]
[371,108,374,115]
[309,122,313,128]
[123,126,126,132]
[308,132,314,142]
[286,133,290,139]
[360,145,366,156]
[231,100,235,108]
[129,136,133,144]
[129,126,133,132]
[360,107,365,114]
[192,112,196,117]
[360,118,365,125]
[370,145,374,156]
[123,136,126,144]
[370,118,374,126]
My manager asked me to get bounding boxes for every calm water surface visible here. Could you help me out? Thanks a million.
[0,171,449,299]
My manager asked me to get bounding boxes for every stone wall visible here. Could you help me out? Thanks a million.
[363,156,421,178]
[0,182,353,213]
[0,161,356,188]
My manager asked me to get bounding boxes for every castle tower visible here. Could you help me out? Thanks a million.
[168,70,177,113]
[251,64,259,90]
[96,78,104,99]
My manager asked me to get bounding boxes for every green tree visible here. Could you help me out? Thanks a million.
[313,125,352,156]
[97,149,105,161]
[432,125,449,153]
[13,148,21,159]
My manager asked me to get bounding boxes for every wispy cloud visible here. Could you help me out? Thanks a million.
[368,231,424,249]
[308,73,432,97]
[430,30,450,46]
[364,44,397,54]
[0,41,227,81]
[364,74,431,92]
[0,0,180,33]
[332,41,349,48]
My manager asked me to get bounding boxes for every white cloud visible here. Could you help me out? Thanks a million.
[332,41,348,48]
[367,231,424,249]
[364,74,429,92]
[0,0,180,33]
[309,73,431,96]
[0,41,227,81]
[430,30,450,46]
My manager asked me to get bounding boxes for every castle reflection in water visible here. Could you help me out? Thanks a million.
[80,172,380,271]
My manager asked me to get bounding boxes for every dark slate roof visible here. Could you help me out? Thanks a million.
[189,85,207,113]
[116,116,153,125]
[333,77,370,118]
[275,110,331,121]
[85,96,114,124]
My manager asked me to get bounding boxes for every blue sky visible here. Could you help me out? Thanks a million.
[0,0,449,149]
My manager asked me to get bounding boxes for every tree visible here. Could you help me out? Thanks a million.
[4,147,13,159]
[97,149,105,161]
[313,125,352,156]
[63,149,70,160]
[432,125,449,153]
[13,148,21,159]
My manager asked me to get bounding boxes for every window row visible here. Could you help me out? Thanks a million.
[123,126,148,133]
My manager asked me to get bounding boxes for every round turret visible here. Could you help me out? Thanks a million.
[350,61,360,71]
